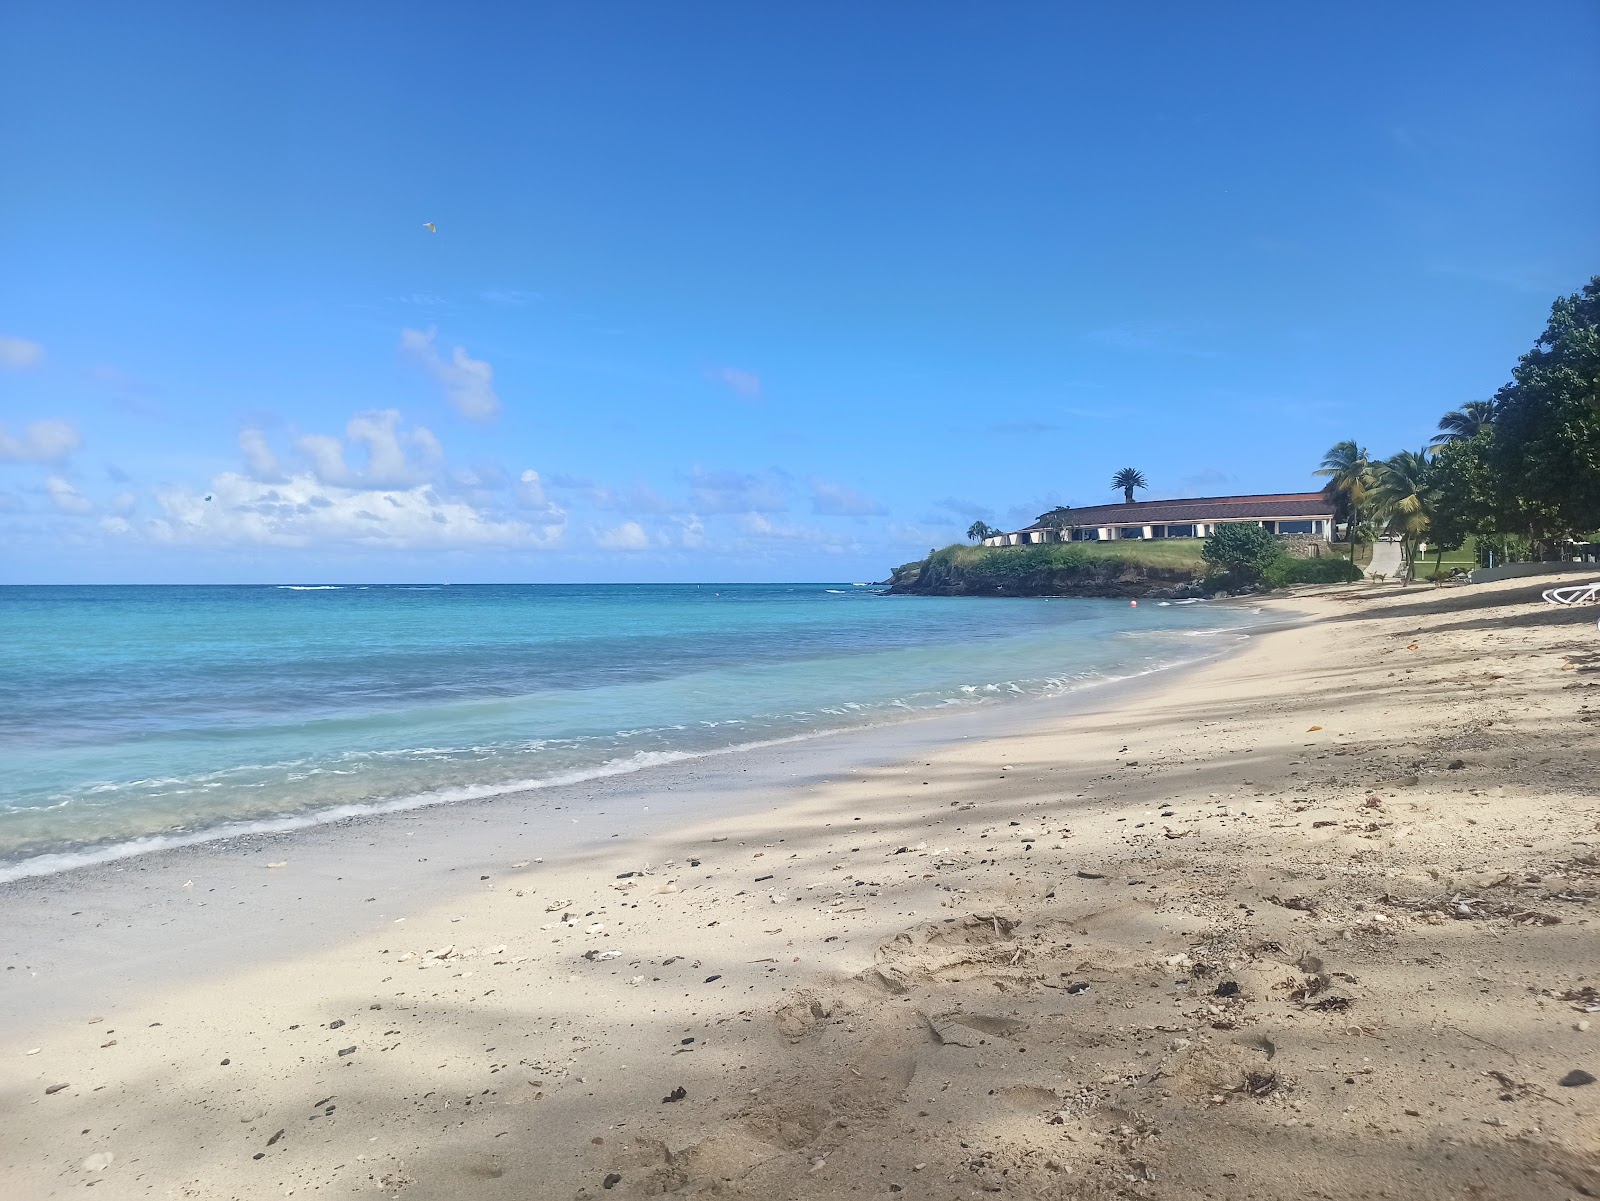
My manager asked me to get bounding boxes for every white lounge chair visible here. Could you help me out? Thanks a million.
[1543,580,1600,628]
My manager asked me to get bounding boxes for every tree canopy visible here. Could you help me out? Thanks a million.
[1431,400,1495,446]
[1110,467,1147,503]
[1316,275,1600,573]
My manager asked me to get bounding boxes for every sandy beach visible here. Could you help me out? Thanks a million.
[4,577,1600,1200]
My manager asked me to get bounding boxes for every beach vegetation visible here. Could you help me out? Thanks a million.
[1314,440,1373,558]
[1200,522,1280,584]
[891,539,1211,595]
[1368,448,1438,582]
[1261,555,1364,588]
[1317,275,1600,575]
[966,520,999,542]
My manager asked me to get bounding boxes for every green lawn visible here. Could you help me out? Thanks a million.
[1423,536,1479,573]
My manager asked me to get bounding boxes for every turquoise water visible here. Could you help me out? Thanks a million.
[0,584,1253,879]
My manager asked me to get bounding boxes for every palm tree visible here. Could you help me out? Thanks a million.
[1369,448,1434,583]
[1110,468,1147,503]
[966,520,997,543]
[1314,440,1372,553]
[1430,400,1495,446]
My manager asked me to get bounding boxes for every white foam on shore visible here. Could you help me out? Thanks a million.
[0,735,835,885]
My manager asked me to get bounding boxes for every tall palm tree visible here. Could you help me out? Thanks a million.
[1429,400,1495,446]
[1314,441,1371,552]
[1369,448,1434,583]
[1110,468,1147,503]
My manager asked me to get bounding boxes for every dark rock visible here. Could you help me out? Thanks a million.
[1559,1069,1596,1087]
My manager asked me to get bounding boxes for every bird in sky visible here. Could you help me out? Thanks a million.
[203,494,213,502]
[423,222,436,233]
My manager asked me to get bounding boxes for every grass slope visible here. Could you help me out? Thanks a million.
[895,539,1210,596]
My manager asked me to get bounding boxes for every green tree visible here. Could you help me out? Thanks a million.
[966,520,998,542]
[1427,433,1495,569]
[1110,467,1147,503]
[1485,277,1600,551]
[1313,441,1372,554]
[1430,400,1495,446]
[1201,522,1280,585]
[1369,449,1435,582]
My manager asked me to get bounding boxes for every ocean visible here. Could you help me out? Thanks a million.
[0,583,1255,880]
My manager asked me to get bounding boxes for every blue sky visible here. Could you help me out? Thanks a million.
[2,2,1597,583]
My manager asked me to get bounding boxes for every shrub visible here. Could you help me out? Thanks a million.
[1262,555,1364,588]
[1201,524,1281,584]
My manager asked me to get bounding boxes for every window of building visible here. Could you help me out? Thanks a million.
[1277,520,1316,534]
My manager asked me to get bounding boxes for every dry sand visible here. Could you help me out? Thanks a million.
[4,576,1600,1200]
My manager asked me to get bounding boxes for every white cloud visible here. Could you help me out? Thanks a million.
[238,428,283,481]
[558,477,674,513]
[0,336,44,369]
[709,366,763,400]
[597,521,650,550]
[110,490,137,514]
[401,328,501,421]
[296,434,350,485]
[677,515,706,548]
[0,419,81,463]
[728,512,863,555]
[44,475,92,514]
[688,466,788,514]
[516,469,567,522]
[288,410,443,488]
[809,477,886,517]
[141,471,561,550]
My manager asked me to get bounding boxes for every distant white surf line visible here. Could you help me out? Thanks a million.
[0,635,1250,886]
[276,585,344,590]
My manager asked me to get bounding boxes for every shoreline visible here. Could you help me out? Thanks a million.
[0,602,1276,889]
[0,614,1270,1034]
[5,579,1598,1200]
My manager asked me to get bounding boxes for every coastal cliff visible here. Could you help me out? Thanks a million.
[887,542,1210,597]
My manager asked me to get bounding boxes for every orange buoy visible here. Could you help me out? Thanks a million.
[1130,600,1138,607]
